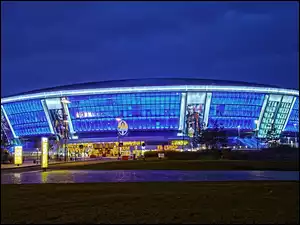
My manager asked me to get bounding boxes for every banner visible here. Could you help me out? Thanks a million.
[185,93,206,137]
[45,98,70,141]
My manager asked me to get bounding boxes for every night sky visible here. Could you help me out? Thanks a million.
[1,1,299,97]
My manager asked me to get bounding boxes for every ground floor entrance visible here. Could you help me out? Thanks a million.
[66,141,146,158]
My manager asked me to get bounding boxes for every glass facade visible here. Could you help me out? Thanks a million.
[1,90,298,139]
[67,92,181,132]
[272,96,294,136]
[1,107,15,143]
[2,100,51,136]
[208,92,264,130]
[258,95,294,138]
[284,97,299,132]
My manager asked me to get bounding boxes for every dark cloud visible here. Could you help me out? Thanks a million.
[1,1,298,97]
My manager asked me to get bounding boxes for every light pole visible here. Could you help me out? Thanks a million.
[293,123,297,148]
[63,119,68,161]
[116,118,121,159]
[237,125,240,138]
[254,120,259,150]
[237,125,240,148]
[61,98,70,162]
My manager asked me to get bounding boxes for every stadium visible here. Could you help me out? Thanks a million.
[1,78,299,159]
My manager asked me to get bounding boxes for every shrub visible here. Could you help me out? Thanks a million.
[143,150,221,160]
[223,146,299,161]
[144,151,160,158]
[261,145,299,161]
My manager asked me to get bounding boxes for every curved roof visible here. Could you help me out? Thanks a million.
[4,78,281,97]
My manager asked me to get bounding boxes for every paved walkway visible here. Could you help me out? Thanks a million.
[1,157,118,170]
[1,170,299,184]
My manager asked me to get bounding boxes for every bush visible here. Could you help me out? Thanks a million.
[261,145,299,161]
[223,146,299,161]
[143,147,299,161]
[143,150,221,160]
[263,145,298,154]
[143,151,160,158]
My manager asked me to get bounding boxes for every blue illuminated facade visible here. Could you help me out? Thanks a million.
[2,99,51,137]
[1,79,298,146]
[208,92,264,130]
[68,92,181,132]
[284,97,299,133]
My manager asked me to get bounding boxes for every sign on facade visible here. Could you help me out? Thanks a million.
[117,120,129,136]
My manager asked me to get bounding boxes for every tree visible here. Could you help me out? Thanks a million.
[200,121,228,150]
[266,123,279,148]
[218,126,228,148]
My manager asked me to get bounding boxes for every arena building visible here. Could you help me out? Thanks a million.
[1,78,299,158]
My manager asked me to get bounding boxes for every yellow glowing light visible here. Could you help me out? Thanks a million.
[41,172,49,183]
[14,146,23,165]
[157,145,180,151]
[171,140,189,146]
[41,137,49,169]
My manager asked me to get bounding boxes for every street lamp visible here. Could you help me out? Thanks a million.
[116,118,121,159]
[237,125,241,148]
[254,120,259,150]
[63,120,69,161]
[293,123,298,148]
[61,98,71,162]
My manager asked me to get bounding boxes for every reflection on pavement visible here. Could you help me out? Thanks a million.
[1,170,299,184]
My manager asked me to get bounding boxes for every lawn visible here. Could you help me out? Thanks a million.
[49,159,299,171]
[1,181,299,224]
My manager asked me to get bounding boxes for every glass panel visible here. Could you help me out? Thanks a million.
[3,99,51,137]
[284,97,299,132]
[208,92,265,130]
[67,92,181,132]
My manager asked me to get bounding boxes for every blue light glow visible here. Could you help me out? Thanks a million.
[208,92,264,129]
[68,92,181,132]
[3,100,51,136]
[285,97,299,132]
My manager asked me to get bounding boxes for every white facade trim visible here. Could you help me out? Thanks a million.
[1,85,298,103]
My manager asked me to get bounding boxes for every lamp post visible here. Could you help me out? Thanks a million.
[237,125,240,148]
[116,117,121,159]
[61,98,70,162]
[63,119,68,162]
[254,120,259,150]
[293,123,297,148]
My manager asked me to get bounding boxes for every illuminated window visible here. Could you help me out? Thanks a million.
[208,92,265,130]
[3,100,51,136]
[284,97,299,132]
[67,92,181,132]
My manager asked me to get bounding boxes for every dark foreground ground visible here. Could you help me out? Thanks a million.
[1,181,299,224]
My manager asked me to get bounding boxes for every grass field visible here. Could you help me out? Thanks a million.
[50,159,299,171]
[1,181,299,224]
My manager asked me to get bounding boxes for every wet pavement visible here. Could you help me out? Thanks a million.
[1,170,299,184]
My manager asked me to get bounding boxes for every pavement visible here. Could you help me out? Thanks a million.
[1,170,299,184]
[1,157,118,172]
